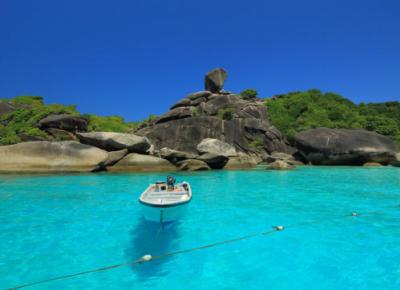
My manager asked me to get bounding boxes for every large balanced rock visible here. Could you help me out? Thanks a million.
[76,132,151,153]
[108,153,176,172]
[0,141,108,173]
[38,114,88,132]
[177,159,210,171]
[197,138,237,157]
[205,68,227,93]
[295,128,398,165]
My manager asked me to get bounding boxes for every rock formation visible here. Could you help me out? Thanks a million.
[205,68,227,93]
[45,128,77,141]
[0,141,108,172]
[266,160,295,170]
[197,138,237,157]
[0,101,18,117]
[17,133,46,142]
[391,153,400,167]
[101,149,129,168]
[177,159,210,171]
[159,147,198,164]
[224,152,260,169]
[2,69,397,173]
[265,152,304,166]
[295,128,398,165]
[76,132,151,153]
[197,153,229,169]
[108,153,176,172]
[38,114,88,132]
[363,162,383,167]
[137,69,294,160]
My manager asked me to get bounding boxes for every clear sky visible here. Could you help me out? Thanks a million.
[0,0,399,121]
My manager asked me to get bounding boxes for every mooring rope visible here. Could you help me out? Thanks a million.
[8,207,397,290]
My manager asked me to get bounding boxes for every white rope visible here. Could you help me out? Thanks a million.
[9,208,395,290]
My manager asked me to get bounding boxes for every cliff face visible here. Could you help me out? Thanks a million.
[138,94,293,156]
[137,69,294,158]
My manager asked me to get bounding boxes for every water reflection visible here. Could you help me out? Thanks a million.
[126,217,181,282]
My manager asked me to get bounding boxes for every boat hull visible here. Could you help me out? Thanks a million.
[141,203,189,223]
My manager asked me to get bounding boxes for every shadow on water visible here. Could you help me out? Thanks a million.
[126,217,181,283]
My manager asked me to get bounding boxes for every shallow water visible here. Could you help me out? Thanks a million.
[1,167,400,290]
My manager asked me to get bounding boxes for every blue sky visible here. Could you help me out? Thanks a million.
[0,0,399,121]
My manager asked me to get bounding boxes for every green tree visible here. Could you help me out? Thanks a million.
[240,89,258,100]
[87,115,140,132]
[217,108,234,120]
[0,96,78,145]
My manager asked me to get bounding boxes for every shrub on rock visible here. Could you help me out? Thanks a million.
[217,108,234,120]
[240,89,258,100]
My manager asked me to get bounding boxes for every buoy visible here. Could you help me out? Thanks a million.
[140,254,152,262]
[351,212,358,216]
[275,226,284,231]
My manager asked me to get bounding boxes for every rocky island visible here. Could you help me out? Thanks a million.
[0,68,399,173]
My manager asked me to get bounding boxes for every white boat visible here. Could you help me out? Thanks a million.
[139,177,192,223]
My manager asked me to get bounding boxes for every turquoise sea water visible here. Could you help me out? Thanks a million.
[1,167,400,290]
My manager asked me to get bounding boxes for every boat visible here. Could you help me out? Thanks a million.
[139,176,192,223]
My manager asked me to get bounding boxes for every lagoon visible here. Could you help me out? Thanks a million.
[1,167,400,289]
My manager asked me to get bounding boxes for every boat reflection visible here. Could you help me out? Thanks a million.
[126,218,181,282]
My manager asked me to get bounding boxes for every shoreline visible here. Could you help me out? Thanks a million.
[0,164,397,177]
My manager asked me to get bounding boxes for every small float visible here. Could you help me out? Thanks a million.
[139,176,192,223]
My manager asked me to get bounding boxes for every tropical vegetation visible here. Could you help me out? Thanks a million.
[265,89,400,143]
[240,89,258,100]
[0,96,140,145]
[1,92,399,146]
